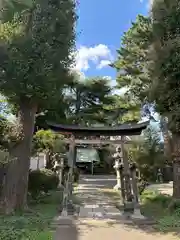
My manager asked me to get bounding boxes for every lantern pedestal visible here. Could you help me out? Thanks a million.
[131,207,146,220]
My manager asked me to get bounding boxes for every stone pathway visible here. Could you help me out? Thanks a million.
[54,175,178,240]
[76,175,121,220]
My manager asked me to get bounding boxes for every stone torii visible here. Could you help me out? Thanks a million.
[47,121,149,218]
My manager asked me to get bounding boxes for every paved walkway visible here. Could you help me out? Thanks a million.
[55,175,178,240]
[76,175,121,219]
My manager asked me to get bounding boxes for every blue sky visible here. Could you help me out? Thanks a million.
[75,0,151,85]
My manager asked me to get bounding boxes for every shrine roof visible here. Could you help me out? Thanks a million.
[47,121,149,136]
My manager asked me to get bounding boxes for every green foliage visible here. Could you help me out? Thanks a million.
[150,0,180,132]
[141,190,169,218]
[110,15,152,126]
[34,77,117,128]
[137,179,149,195]
[111,11,172,164]
[64,77,115,124]
[0,190,62,239]
[112,15,152,102]
[168,199,180,212]
[141,190,180,232]
[0,116,22,151]
[28,169,59,198]
[0,0,76,107]
[32,129,65,154]
[0,0,76,212]
[143,192,171,206]
[0,0,34,23]
[103,94,141,124]
[35,76,141,128]
[35,93,67,130]
[157,214,180,232]
[128,127,165,181]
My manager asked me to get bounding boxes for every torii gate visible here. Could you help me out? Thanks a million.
[47,121,149,218]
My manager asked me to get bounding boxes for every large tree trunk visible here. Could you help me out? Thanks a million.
[172,134,180,199]
[0,101,37,213]
[0,159,18,214]
[160,116,172,162]
[163,132,172,161]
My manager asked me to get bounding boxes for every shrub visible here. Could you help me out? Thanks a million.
[28,168,59,198]
[150,194,171,207]
[128,127,165,182]
[168,199,180,212]
[141,190,171,205]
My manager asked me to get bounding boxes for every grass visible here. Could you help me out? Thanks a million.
[140,190,171,219]
[140,190,180,233]
[101,187,180,234]
[0,190,63,240]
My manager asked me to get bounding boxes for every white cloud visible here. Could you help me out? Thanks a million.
[140,0,153,9]
[75,44,112,71]
[103,76,113,81]
[97,60,111,69]
[70,44,114,84]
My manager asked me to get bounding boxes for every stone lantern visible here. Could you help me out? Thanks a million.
[58,157,64,187]
[54,155,64,187]
[113,146,122,190]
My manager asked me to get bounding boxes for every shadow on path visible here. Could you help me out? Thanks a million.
[74,175,179,239]
[75,219,178,240]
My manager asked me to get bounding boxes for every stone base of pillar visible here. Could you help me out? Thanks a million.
[60,208,68,217]
[60,200,75,216]
[113,184,121,190]
[54,215,77,240]
[131,208,146,220]
[124,201,134,212]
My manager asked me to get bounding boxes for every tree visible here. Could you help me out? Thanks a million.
[112,14,172,163]
[128,127,165,182]
[112,15,152,101]
[103,94,141,125]
[34,76,141,131]
[32,130,65,169]
[64,77,115,125]
[34,77,115,130]
[150,0,180,198]
[0,0,76,213]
